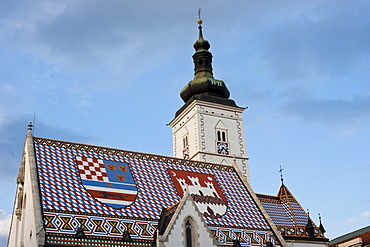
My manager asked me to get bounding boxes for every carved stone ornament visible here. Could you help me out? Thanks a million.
[16,156,25,184]
[15,186,23,219]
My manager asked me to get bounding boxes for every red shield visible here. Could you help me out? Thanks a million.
[168,169,228,218]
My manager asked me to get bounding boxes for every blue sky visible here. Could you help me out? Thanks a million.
[1,0,370,245]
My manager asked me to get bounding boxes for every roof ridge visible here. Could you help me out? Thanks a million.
[330,225,370,245]
[34,137,235,170]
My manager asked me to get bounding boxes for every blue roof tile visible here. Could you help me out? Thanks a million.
[34,137,282,245]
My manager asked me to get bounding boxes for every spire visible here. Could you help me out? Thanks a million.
[179,16,234,107]
[318,213,326,234]
[277,166,294,201]
[305,210,315,238]
[278,165,284,185]
[277,183,293,201]
[196,8,205,43]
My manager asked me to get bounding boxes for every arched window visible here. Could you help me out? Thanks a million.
[184,217,196,247]
[185,219,192,247]
[216,130,228,142]
[215,121,230,155]
[222,131,226,142]
[183,134,189,159]
[217,131,221,142]
[183,135,188,149]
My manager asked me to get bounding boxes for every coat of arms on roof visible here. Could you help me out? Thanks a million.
[168,169,228,219]
[76,156,138,209]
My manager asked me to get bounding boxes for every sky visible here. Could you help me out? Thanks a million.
[0,0,370,245]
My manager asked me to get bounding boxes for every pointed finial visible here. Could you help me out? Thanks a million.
[305,210,315,237]
[197,7,202,22]
[197,8,204,40]
[318,213,326,234]
[278,165,284,185]
[28,122,33,131]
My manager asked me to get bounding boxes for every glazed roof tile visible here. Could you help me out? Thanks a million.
[33,137,281,245]
[330,225,370,247]
[256,186,310,228]
[256,185,327,240]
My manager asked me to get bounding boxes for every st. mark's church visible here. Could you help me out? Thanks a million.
[8,19,329,247]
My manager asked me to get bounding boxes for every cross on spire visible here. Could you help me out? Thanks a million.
[28,122,33,131]
[197,8,202,20]
[278,165,284,185]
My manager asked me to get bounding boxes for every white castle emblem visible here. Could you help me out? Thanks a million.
[175,175,228,219]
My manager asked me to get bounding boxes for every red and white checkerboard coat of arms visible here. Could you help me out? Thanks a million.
[76,156,138,209]
[168,169,228,219]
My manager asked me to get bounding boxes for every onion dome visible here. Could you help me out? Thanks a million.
[180,19,233,106]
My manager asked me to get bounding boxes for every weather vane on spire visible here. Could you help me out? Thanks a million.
[197,7,202,20]
[278,165,284,184]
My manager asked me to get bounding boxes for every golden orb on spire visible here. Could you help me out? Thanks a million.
[197,19,203,25]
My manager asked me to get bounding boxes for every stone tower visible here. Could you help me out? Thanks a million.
[169,19,250,182]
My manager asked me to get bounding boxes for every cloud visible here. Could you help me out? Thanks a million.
[34,2,129,66]
[258,1,370,83]
[0,114,95,182]
[335,211,370,226]
[280,92,370,129]
[0,210,11,246]
[1,1,192,68]
[2,0,369,95]
[362,211,370,218]
[0,1,205,91]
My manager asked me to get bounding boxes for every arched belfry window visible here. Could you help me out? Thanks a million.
[215,121,229,155]
[183,135,188,149]
[182,134,189,159]
[184,217,197,247]
[216,130,227,142]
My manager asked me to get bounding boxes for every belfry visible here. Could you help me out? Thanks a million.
[170,19,250,182]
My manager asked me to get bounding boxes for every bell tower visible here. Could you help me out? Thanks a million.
[169,19,250,182]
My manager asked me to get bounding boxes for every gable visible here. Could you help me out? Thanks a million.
[34,137,282,246]
[215,120,227,130]
[161,193,219,247]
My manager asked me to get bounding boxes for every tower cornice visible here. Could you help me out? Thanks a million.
[169,99,246,127]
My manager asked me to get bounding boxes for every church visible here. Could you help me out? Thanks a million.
[7,19,329,247]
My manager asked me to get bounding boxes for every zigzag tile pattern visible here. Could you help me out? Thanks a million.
[258,198,309,228]
[44,212,156,239]
[209,227,278,246]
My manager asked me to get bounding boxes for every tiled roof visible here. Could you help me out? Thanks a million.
[257,185,327,240]
[329,225,370,247]
[34,137,280,246]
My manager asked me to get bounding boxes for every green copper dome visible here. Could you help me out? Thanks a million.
[180,20,231,103]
